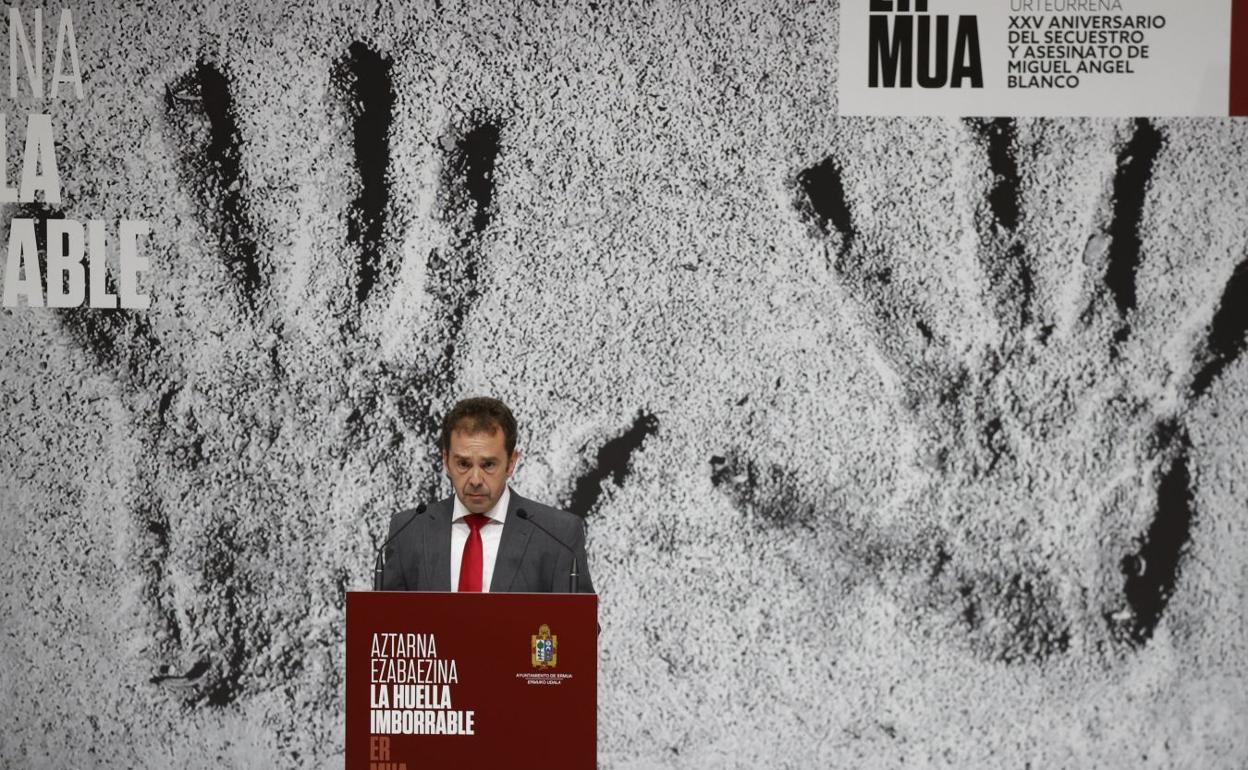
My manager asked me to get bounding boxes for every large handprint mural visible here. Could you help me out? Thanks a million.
[1,3,1244,768]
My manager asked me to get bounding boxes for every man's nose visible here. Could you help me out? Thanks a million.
[467,467,484,487]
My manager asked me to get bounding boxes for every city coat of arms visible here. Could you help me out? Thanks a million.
[531,624,557,669]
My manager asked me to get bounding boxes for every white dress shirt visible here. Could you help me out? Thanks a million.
[450,485,510,592]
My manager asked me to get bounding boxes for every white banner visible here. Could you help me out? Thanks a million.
[838,0,1235,116]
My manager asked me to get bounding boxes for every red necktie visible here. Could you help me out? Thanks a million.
[457,514,490,592]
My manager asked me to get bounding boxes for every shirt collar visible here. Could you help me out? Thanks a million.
[452,485,511,525]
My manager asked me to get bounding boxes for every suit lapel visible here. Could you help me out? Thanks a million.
[424,497,453,591]
[489,488,533,592]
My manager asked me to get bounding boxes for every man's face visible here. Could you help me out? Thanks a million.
[443,426,519,514]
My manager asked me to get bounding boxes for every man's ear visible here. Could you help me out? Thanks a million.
[442,451,451,475]
[507,450,520,477]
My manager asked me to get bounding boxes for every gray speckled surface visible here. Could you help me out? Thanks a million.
[1,2,1245,767]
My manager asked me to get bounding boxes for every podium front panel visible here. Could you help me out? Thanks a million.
[346,591,597,769]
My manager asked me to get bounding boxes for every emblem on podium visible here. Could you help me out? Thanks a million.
[531,624,558,669]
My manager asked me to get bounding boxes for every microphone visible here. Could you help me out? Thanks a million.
[372,503,428,590]
[515,508,582,593]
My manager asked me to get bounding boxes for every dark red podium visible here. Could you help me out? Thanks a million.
[345,592,597,769]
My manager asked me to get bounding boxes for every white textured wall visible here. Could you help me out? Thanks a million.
[1,2,1245,767]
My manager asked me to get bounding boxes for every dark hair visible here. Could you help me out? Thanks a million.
[439,397,518,455]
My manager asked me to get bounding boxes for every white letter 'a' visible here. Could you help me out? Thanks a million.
[51,10,84,100]
[21,114,61,204]
[4,219,44,307]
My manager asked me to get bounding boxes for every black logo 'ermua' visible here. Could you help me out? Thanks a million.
[869,0,984,89]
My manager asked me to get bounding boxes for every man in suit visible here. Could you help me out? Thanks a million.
[380,396,594,594]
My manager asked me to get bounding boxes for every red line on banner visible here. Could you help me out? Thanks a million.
[1233,0,1248,115]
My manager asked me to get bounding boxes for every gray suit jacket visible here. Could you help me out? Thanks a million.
[380,487,595,594]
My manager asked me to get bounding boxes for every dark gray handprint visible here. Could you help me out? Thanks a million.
[27,46,505,708]
[34,43,658,714]
[785,118,1247,662]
